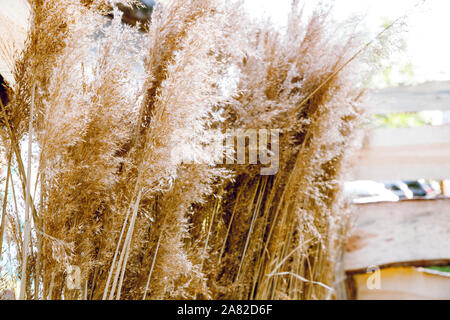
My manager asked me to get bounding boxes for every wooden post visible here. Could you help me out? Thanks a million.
[441,180,447,197]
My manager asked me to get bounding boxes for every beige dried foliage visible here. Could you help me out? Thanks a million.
[0,0,376,300]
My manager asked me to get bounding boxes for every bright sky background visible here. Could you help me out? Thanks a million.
[244,0,450,84]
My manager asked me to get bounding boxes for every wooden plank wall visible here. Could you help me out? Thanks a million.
[351,125,450,180]
[368,81,450,114]
[344,199,450,273]
[351,81,450,180]
[353,267,450,300]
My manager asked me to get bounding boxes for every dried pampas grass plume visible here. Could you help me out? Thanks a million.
[0,0,380,300]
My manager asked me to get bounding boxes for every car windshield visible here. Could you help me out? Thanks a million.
[407,182,421,189]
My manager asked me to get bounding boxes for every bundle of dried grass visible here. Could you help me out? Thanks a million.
[0,0,376,300]
[191,3,370,300]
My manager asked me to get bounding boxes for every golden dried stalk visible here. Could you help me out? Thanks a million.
[0,0,379,300]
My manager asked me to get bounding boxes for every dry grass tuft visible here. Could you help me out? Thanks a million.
[0,0,377,300]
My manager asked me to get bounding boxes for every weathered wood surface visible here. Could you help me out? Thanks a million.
[353,267,450,300]
[368,81,450,114]
[350,125,450,180]
[344,199,450,272]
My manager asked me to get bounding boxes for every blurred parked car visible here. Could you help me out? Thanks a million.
[344,181,399,204]
[428,180,442,195]
[383,181,414,200]
[403,180,436,198]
